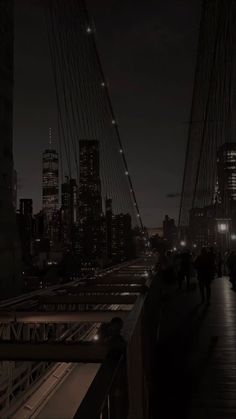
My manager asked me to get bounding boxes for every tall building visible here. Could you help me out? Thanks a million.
[105,198,113,260]
[17,199,33,265]
[111,213,133,263]
[78,140,102,219]
[0,0,21,296]
[217,143,236,206]
[20,198,33,216]
[189,205,216,247]
[42,147,59,232]
[217,142,236,237]
[78,140,103,268]
[61,177,78,248]
[163,215,177,246]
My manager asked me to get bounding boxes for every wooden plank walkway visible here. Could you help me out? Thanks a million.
[153,277,236,419]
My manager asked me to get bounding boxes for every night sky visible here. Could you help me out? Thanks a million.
[14,0,201,227]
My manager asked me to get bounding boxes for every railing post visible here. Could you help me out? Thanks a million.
[125,272,161,419]
[108,358,128,419]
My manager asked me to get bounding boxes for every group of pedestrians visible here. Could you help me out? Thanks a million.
[159,246,236,305]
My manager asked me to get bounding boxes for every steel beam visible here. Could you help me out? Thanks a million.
[38,295,137,305]
[63,285,147,294]
[87,277,147,285]
[0,310,130,324]
[0,342,109,362]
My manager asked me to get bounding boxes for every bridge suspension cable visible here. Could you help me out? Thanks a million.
[179,0,235,227]
[44,0,145,233]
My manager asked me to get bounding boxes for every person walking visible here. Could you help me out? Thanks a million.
[195,247,214,304]
[178,249,192,290]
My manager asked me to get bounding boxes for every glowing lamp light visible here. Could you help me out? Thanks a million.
[231,234,236,240]
[93,334,99,341]
[125,171,129,175]
[173,247,177,251]
[112,119,116,125]
[119,149,123,153]
[180,240,186,247]
[101,82,105,87]
[193,244,197,248]
[86,27,92,33]
[218,223,227,232]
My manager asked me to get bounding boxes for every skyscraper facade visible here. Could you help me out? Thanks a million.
[0,0,21,295]
[78,140,102,219]
[17,199,33,265]
[217,143,236,206]
[111,213,133,262]
[42,148,59,225]
[78,140,103,268]
[61,177,78,248]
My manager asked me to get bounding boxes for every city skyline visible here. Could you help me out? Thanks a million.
[2,2,236,419]
[13,0,201,227]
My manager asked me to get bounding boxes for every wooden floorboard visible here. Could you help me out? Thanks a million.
[153,277,236,419]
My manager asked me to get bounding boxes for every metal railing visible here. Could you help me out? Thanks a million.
[74,268,161,419]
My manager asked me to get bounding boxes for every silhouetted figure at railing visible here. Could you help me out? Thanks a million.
[98,317,125,356]
[227,251,236,291]
[195,247,215,304]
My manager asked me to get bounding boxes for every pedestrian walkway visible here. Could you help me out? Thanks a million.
[153,277,236,419]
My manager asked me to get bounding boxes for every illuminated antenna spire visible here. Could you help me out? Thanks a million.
[49,127,52,148]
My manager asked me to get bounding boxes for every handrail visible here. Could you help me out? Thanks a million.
[74,267,159,419]
[73,353,125,419]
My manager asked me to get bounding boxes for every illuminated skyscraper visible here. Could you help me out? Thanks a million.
[78,140,102,219]
[217,143,236,205]
[111,213,133,262]
[78,140,103,267]
[42,147,59,224]
[61,177,78,248]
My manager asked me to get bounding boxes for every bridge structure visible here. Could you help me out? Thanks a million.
[2,1,236,418]
[0,1,161,418]
[179,0,236,249]
[0,255,160,419]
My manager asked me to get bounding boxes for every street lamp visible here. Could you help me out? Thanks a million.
[218,223,227,232]
[180,240,186,247]
[231,234,236,240]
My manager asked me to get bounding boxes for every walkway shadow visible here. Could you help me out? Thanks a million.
[152,291,214,419]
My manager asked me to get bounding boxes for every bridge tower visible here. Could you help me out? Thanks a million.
[0,0,21,296]
[179,0,236,247]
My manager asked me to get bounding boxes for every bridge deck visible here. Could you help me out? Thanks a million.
[154,276,236,419]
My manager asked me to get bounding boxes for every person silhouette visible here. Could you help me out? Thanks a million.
[195,247,214,304]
